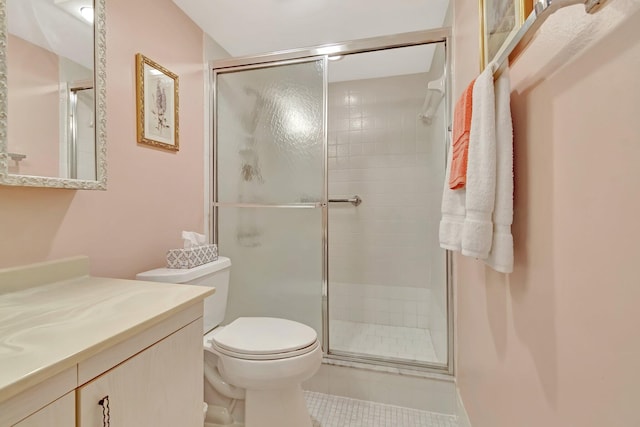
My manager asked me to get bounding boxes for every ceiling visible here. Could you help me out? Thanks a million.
[9,0,450,83]
[173,0,450,82]
[172,0,450,61]
[7,0,93,69]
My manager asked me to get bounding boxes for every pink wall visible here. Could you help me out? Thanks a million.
[7,35,60,177]
[454,0,640,426]
[0,0,205,278]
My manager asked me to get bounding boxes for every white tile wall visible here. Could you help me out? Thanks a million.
[327,73,445,292]
[329,282,430,329]
[429,284,449,364]
[330,320,438,363]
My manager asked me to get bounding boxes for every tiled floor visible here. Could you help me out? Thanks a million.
[330,320,438,363]
[305,391,458,427]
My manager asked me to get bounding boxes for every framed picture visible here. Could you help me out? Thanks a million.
[136,53,179,151]
[480,0,533,69]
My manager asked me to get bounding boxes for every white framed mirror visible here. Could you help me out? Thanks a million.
[0,0,106,190]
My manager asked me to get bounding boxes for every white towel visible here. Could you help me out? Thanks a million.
[461,63,497,259]
[439,145,466,251]
[484,67,514,273]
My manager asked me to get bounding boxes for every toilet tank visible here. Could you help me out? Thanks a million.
[136,257,231,333]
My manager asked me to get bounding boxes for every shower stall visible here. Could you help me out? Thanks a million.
[211,29,452,373]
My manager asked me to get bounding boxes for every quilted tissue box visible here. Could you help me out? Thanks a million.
[166,244,218,269]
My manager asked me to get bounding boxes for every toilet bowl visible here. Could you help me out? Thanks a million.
[205,317,322,427]
[137,257,322,427]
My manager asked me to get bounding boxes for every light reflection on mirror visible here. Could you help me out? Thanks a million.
[6,0,95,180]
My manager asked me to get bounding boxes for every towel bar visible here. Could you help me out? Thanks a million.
[493,0,609,75]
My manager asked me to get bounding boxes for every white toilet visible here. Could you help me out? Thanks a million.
[136,257,322,427]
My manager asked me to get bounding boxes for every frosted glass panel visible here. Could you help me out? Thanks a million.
[216,60,325,204]
[218,207,323,336]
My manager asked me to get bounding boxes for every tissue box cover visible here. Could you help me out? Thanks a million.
[166,244,218,269]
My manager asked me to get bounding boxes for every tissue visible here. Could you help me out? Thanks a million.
[182,231,206,249]
[166,231,218,269]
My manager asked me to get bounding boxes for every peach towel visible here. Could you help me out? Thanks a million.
[449,79,475,189]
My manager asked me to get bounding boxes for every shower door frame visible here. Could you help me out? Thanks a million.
[210,28,454,375]
[67,84,94,180]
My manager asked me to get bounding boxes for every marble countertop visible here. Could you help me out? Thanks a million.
[0,258,214,403]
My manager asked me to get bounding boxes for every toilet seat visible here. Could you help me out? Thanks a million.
[210,317,319,361]
[212,339,320,360]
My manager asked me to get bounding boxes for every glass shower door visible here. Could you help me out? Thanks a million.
[326,43,449,368]
[213,59,326,336]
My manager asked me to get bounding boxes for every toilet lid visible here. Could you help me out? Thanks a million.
[211,317,318,356]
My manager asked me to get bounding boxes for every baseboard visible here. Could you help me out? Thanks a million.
[456,387,472,427]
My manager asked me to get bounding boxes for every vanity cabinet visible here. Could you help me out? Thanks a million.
[2,312,205,427]
[0,257,214,427]
[77,320,203,427]
[13,393,75,427]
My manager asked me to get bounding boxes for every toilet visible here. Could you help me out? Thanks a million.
[136,257,322,427]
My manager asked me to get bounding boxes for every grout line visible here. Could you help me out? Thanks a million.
[305,391,458,427]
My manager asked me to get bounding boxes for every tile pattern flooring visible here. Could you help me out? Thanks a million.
[330,320,438,363]
[305,391,458,427]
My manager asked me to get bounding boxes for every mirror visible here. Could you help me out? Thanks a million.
[0,0,106,189]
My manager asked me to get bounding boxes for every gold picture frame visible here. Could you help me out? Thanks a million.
[480,0,533,69]
[136,53,179,151]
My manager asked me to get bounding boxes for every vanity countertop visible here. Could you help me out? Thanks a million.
[0,257,214,404]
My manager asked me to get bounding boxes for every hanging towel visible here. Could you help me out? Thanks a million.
[460,63,497,259]
[484,66,514,273]
[449,79,475,190]
[439,146,467,251]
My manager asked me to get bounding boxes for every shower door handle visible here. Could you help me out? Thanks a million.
[328,195,362,206]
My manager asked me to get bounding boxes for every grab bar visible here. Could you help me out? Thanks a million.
[329,195,362,206]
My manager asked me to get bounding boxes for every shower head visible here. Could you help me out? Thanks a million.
[418,74,445,125]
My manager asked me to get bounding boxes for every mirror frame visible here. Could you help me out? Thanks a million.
[0,0,107,190]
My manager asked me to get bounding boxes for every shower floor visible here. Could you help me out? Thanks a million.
[305,391,458,427]
[329,320,438,364]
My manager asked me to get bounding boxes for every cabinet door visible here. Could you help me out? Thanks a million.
[77,320,203,427]
[13,392,74,427]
